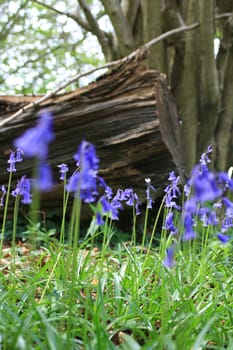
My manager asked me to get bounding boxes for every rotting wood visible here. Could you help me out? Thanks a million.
[0,53,179,216]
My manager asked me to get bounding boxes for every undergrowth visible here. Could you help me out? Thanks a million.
[0,112,233,349]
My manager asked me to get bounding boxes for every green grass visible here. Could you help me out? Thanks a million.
[0,226,233,349]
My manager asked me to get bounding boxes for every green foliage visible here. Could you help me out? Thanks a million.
[1,231,233,349]
[0,0,104,94]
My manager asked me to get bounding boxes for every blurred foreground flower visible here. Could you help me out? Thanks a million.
[14,111,54,191]
[14,111,54,160]
[163,246,175,268]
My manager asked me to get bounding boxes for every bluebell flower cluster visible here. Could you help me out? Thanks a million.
[7,149,23,173]
[163,171,181,239]
[12,176,32,204]
[7,113,232,268]
[65,140,141,225]
[66,141,103,203]
[164,171,181,210]
[57,163,69,181]
[14,111,54,191]
[182,146,233,243]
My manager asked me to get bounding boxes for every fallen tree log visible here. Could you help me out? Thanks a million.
[0,52,180,216]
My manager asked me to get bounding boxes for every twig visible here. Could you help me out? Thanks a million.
[31,0,91,31]
[0,19,226,128]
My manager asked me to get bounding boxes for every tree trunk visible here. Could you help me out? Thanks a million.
[0,52,178,215]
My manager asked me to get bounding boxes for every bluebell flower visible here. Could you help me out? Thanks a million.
[114,189,126,201]
[200,145,212,166]
[163,246,175,268]
[95,212,105,226]
[191,168,222,203]
[74,141,99,171]
[183,213,196,240]
[0,185,6,207]
[222,197,233,217]
[164,171,181,210]
[124,188,141,215]
[184,182,191,197]
[218,172,233,191]
[7,151,16,173]
[221,217,233,232]
[216,233,230,244]
[15,148,23,162]
[66,141,105,204]
[145,178,156,209]
[34,162,53,191]
[105,186,113,200]
[163,212,177,235]
[57,163,69,180]
[12,176,32,204]
[14,111,54,160]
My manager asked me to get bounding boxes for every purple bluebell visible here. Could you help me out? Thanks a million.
[15,148,23,162]
[7,151,16,172]
[66,141,104,203]
[216,233,230,244]
[200,145,212,166]
[164,171,181,210]
[163,246,175,268]
[222,197,233,217]
[145,178,156,209]
[57,163,69,181]
[95,212,105,226]
[11,176,32,204]
[74,141,99,171]
[105,186,113,200]
[34,162,53,191]
[184,182,191,197]
[14,111,54,160]
[124,188,141,215]
[191,168,222,203]
[221,217,233,232]
[0,185,6,207]
[183,213,196,240]
[114,188,126,201]
[163,212,177,235]
[218,172,233,191]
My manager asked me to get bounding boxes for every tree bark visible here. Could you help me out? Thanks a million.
[174,0,200,176]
